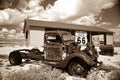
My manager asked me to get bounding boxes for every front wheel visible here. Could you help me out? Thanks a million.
[68,60,88,77]
[9,51,22,65]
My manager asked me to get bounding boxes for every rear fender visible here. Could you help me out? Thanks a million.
[10,49,30,58]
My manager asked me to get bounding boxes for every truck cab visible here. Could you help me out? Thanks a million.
[44,31,78,61]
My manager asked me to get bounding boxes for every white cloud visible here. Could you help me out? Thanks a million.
[9,29,16,34]
[116,24,120,28]
[0,11,9,23]
[28,0,42,9]
[0,0,118,31]
[0,8,27,25]
[29,0,118,25]
[96,22,112,26]
[1,28,8,32]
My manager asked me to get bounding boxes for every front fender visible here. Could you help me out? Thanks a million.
[55,52,97,68]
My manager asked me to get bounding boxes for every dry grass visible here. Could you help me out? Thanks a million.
[86,69,120,80]
[0,60,3,66]
[1,62,67,80]
[1,67,120,80]
[114,47,120,54]
[0,72,3,80]
[0,54,8,66]
[0,55,8,59]
[108,70,120,80]
[0,46,120,80]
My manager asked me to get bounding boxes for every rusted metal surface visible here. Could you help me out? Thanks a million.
[9,31,99,71]
[99,45,114,56]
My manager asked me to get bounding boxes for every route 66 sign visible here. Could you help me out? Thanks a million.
[75,31,87,45]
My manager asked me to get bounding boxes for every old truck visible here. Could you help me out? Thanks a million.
[9,31,100,77]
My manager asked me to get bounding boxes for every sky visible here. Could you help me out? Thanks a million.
[98,3,120,29]
[0,0,119,32]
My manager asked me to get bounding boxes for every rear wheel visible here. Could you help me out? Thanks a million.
[9,52,22,65]
[68,60,88,77]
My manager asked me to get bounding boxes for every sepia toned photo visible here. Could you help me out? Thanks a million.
[0,0,120,80]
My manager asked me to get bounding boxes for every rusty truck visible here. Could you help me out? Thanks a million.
[9,19,114,77]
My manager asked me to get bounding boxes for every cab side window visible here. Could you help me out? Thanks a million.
[46,34,62,43]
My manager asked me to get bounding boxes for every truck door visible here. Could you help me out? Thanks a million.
[44,33,63,61]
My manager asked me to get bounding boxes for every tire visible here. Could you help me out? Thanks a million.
[9,51,22,65]
[68,60,88,77]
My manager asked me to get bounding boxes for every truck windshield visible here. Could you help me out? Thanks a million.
[62,33,74,41]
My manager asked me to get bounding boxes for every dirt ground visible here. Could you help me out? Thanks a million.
[0,46,120,80]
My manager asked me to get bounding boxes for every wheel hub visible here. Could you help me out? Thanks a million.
[10,57,15,64]
[72,63,84,75]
